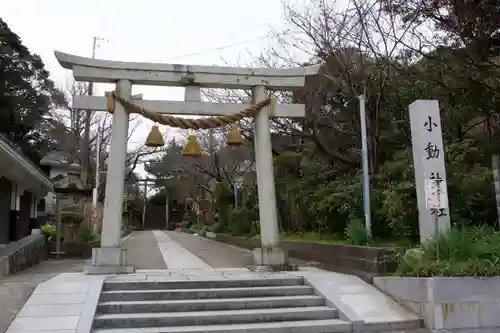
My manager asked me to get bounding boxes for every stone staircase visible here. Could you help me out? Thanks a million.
[92,275,354,332]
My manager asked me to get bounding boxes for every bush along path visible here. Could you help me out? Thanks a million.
[397,225,500,277]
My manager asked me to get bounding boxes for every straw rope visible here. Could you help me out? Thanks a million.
[107,91,274,130]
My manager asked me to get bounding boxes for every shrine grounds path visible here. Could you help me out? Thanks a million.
[122,230,167,269]
[165,230,309,268]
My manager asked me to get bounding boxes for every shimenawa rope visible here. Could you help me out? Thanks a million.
[107,91,275,130]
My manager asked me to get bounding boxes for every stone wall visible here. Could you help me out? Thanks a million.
[0,234,47,276]
[374,276,500,332]
[214,234,398,281]
[47,241,100,259]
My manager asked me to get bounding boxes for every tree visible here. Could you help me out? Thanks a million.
[44,80,167,200]
[193,0,498,242]
[0,17,63,163]
[146,132,252,197]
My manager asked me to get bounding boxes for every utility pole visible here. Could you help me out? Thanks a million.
[208,127,215,223]
[80,37,99,229]
[142,181,147,229]
[81,36,99,186]
[358,94,372,244]
[92,122,101,208]
[84,37,108,229]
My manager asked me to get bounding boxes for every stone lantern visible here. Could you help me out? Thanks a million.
[51,163,92,258]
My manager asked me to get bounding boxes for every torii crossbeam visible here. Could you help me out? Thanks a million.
[55,51,319,274]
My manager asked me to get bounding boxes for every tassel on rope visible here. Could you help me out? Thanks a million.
[270,96,277,117]
[106,90,115,112]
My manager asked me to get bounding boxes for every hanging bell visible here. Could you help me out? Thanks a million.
[182,135,202,157]
[226,124,244,147]
[145,125,165,148]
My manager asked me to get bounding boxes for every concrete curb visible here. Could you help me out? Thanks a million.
[200,234,253,254]
[300,274,366,333]
[76,276,106,333]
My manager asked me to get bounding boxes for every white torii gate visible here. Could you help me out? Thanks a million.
[54,51,319,274]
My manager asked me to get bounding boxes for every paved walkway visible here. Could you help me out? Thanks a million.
[165,231,308,268]
[0,259,88,333]
[122,230,166,270]
[153,231,212,270]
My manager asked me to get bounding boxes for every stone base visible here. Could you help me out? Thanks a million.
[374,276,500,332]
[252,247,288,266]
[84,264,135,275]
[85,246,135,275]
[205,231,217,239]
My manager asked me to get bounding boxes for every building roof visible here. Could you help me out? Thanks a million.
[40,151,70,167]
[0,133,53,196]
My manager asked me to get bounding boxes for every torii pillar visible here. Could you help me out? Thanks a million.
[54,51,319,273]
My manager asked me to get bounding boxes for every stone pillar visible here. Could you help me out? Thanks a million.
[251,86,287,266]
[9,182,21,241]
[409,100,451,243]
[85,79,134,274]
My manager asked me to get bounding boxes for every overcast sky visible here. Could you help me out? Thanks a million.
[3,0,303,178]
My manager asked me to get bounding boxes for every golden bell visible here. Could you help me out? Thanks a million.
[145,125,165,148]
[226,125,244,147]
[182,135,202,157]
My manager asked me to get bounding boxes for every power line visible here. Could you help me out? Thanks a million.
[166,29,301,61]
[100,29,301,63]
[167,35,272,60]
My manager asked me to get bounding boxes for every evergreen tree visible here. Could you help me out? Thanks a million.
[0,17,62,163]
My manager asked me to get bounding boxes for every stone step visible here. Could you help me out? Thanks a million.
[93,306,338,329]
[93,319,353,333]
[100,285,314,302]
[103,276,303,291]
[97,295,325,314]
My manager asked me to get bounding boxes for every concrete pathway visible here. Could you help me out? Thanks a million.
[153,231,212,270]
[165,231,308,268]
[121,231,166,270]
[0,259,88,333]
[6,272,105,333]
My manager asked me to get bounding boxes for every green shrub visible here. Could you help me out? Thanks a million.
[180,220,191,232]
[395,226,500,277]
[228,207,255,237]
[41,223,56,243]
[76,226,100,244]
[210,221,226,233]
[345,218,368,245]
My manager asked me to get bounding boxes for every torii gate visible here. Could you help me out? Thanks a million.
[54,51,319,274]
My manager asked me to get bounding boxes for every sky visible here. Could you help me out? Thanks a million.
[2,0,300,179]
